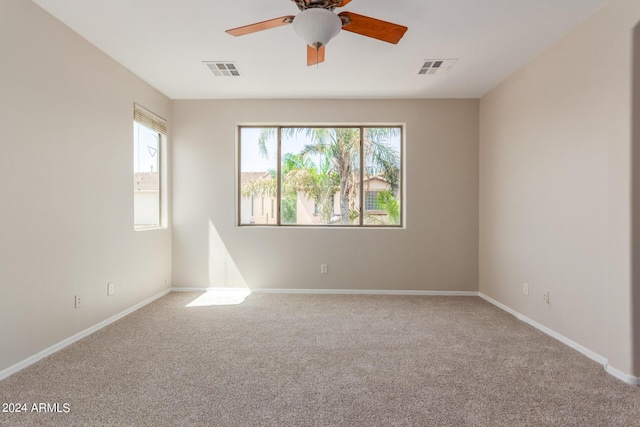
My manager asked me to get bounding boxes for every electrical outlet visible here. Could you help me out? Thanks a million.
[321,264,328,274]
[107,282,115,296]
[543,291,550,304]
[74,295,81,309]
[523,283,529,295]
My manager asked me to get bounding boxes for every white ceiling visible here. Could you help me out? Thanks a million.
[32,0,609,99]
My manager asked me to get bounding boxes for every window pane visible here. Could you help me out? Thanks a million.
[134,121,160,227]
[281,128,360,225]
[239,128,277,225]
[363,128,402,226]
[237,125,402,228]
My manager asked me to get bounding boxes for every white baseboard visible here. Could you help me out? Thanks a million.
[478,293,607,365]
[0,288,171,382]
[172,286,479,296]
[479,293,640,386]
[605,364,640,385]
[5,287,637,387]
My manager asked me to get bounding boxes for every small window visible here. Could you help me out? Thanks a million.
[238,126,403,227]
[365,191,382,212]
[133,104,166,229]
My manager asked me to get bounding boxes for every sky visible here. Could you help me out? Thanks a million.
[240,127,402,173]
[133,122,159,173]
[240,127,312,172]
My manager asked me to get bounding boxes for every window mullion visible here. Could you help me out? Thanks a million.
[399,126,404,228]
[237,129,243,226]
[158,135,162,224]
[277,127,282,226]
[359,127,364,226]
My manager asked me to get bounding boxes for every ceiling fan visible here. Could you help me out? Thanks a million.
[226,0,408,66]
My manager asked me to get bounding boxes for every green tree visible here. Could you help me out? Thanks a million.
[254,127,400,225]
[282,152,339,224]
[290,128,400,224]
[241,163,300,224]
[240,170,276,199]
[377,190,400,225]
[296,128,359,224]
[240,170,280,223]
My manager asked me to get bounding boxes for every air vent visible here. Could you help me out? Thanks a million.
[204,61,241,77]
[418,59,457,75]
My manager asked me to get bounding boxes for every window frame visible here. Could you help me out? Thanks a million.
[133,104,167,231]
[237,124,404,228]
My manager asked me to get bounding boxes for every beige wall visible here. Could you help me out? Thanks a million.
[8,0,637,385]
[480,0,640,377]
[0,1,172,373]
[171,99,479,292]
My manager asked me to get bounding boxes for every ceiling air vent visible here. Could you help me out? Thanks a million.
[204,61,241,77]
[418,59,457,75]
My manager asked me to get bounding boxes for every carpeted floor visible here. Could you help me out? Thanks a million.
[1,292,639,426]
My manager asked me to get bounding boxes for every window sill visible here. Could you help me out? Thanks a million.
[238,224,404,229]
[134,225,167,231]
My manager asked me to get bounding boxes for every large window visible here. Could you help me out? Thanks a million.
[134,104,166,229]
[239,126,403,227]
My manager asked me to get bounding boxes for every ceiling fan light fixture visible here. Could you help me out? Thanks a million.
[293,8,342,49]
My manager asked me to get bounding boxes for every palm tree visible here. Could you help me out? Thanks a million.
[294,128,359,224]
[281,152,339,224]
[253,127,401,225]
[296,127,400,224]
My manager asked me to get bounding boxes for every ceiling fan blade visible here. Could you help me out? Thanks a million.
[307,45,326,66]
[338,12,407,44]
[226,16,295,37]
